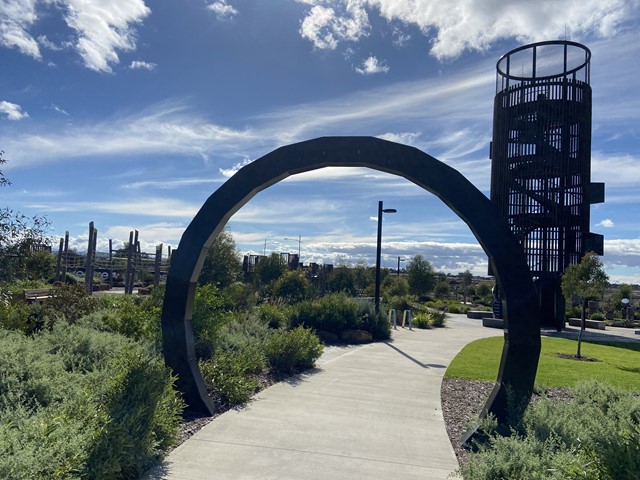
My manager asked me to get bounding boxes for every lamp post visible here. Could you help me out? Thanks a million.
[375,201,397,313]
[397,256,404,276]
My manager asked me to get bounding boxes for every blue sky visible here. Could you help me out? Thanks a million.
[1,0,639,283]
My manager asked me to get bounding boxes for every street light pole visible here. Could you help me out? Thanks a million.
[374,201,397,313]
[397,256,404,276]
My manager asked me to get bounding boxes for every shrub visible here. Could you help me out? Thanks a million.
[459,380,640,480]
[273,271,308,304]
[258,302,289,329]
[412,312,432,329]
[199,347,264,405]
[590,311,605,321]
[0,324,183,479]
[93,294,161,343]
[290,293,358,334]
[354,298,390,340]
[264,326,323,374]
[430,310,447,328]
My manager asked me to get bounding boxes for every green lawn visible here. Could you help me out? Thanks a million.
[445,336,640,390]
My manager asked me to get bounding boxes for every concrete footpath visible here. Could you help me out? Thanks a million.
[144,316,502,480]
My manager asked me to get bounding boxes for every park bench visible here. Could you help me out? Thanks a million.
[567,318,606,330]
[23,288,53,304]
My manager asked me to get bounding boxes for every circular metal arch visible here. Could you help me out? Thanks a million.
[161,136,541,424]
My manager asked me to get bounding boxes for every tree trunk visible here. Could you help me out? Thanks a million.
[577,299,586,358]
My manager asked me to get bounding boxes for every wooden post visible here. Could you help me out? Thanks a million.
[62,231,69,282]
[85,222,94,294]
[55,237,63,282]
[154,243,163,287]
[125,231,134,294]
[108,239,113,287]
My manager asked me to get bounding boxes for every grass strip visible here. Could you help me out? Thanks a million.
[445,336,640,390]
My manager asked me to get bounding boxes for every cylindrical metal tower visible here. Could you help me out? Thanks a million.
[490,40,604,328]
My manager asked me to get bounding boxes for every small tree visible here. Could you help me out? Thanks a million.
[254,253,287,287]
[327,265,356,296]
[198,230,241,288]
[460,269,473,304]
[561,252,609,358]
[406,255,436,298]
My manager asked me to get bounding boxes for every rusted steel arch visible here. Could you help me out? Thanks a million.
[161,136,541,426]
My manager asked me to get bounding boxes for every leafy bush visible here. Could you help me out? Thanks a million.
[459,380,640,480]
[590,311,605,321]
[199,347,264,405]
[354,298,390,340]
[565,305,582,319]
[191,283,230,357]
[412,312,432,329]
[258,302,289,329]
[264,326,323,374]
[0,324,183,479]
[430,309,447,327]
[273,270,308,304]
[290,293,358,334]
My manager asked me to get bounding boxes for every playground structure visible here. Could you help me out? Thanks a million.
[54,222,172,294]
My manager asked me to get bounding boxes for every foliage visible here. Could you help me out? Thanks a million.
[191,283,229,357]
[381,274,409,298]
[446,336,640,390]
[406,254,436,298]
[264,326,323,374]
[459,269,473,303]
[327,265,357,295]
[412,312,433,329]
[290,293,359,334]
[93,293,162,343]
[254,253,287,288]
[352,261,374,293]
[221,281,257,310]
[199,348,263,405]
[434,280,450,299]
[458,381,640,480]
[562,252,609,357]
[590,312,606,321]
[430,309,447,327]
[198,230,241,288]
[258,301,289,329]
[353,297,391,340]
[0,323,183,479]
[273,270,309,303]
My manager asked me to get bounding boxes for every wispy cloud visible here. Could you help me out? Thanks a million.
[0,101,29,120]
[129,60,157,71]
[355,55,389,75]
[207,1,238,20]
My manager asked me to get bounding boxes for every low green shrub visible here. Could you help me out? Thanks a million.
[458,380,640,480]
[0,324,183,479]
[264,326,323,374]
[590,311,605,321]
[93,294,161,343]
[354,298,390,340]
[258,302,289,329]
[430,310,447,328]
[199,347,264,405]
[290,293,358,334]
[412,312,432,329]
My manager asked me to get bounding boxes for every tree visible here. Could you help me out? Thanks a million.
[381,275,409,298]
[254,253,286,286]
[561,252,609,358]
[0,151,52,282]
[273,270,309,303]
[460,269,473,304]
[198,230,241,288]
[434,280,450,299]
[406,255,436,298]
[327,265,356,295]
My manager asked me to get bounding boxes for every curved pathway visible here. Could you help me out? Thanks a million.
[145,315,502,480]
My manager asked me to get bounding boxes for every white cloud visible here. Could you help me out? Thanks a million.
[0,0,151,73]
[297,0,637,59]
[50,104,69,116]
[355,55,389,74]
[129,60,156,71]
[597,218,615,228]
[64,0,151,73]
[299,1,370,50]
[207,1,238,20]
[0,0,41,59]
[0,101,29,120]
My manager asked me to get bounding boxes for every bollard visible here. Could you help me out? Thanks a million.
[388,309,397,329]
[403,309,412,330]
